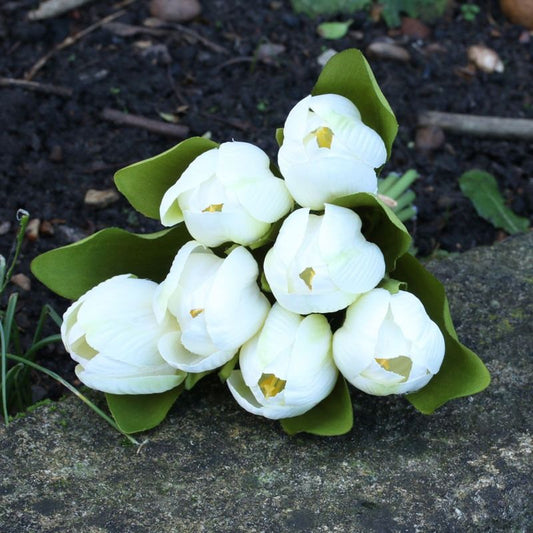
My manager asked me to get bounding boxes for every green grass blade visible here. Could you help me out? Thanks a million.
[6,353,139,445]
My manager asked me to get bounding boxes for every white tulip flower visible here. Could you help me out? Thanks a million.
[227,303,337,419]
[333,288,445,395]
[154,241,270,373]
[278,93,387,209]
[264,204,385,314]
[160,141,293,247]
[61,275,186,395]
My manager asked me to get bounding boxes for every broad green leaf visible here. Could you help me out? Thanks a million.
[334,192,411,271]
[391,253,490,414]
[280,375,353,436]
[106,386,183,434]
[31,225,190,300]
[114,137,218,219]
[312,48,398,159]
[317,20,353,40]
[459,170,529,235]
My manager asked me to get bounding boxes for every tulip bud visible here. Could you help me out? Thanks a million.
[160,141,293,247]
[264,204,385,314]
[278,93,387,209]
[333,288,445,395]
[61,275,186,395]
[227,303,337,419]
[154,241,270,373]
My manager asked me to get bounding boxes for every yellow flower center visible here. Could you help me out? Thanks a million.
[258,373,286,398]
[202,203,224,213]
[313,126,334,149]
[375,356,413,381]
[189,308,204,318]
[299,267,316,291]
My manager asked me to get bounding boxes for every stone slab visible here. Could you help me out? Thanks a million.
[0,233,532,532]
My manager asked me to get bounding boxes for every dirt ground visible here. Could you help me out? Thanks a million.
[0,0,532,401]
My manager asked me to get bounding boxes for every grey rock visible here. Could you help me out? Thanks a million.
[1,233,532,532]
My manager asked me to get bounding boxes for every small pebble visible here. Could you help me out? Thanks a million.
[0,221,11,235]
[25,218,40,241]
[415,126,445,152]
[149,0,201,22]
[366,41,411,62]
[317,48,337,67]
[84,188,120,209]
[39,220,55,237]
[11,273,31,291]
[401,17,430,40]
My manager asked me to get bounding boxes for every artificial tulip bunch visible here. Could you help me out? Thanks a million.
[33,50,489,436]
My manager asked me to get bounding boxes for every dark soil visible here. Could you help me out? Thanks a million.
[0,0,532,403]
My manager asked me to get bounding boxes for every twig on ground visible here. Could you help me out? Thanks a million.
[101,108,190,138]
[418,111,533,140]
[25,9,126,81]
[169,22,230,55]
[28,0,96,20]
[200,112,251,132]
[0,77,72,97]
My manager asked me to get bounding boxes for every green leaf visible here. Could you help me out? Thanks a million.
[312,48,398,159]
[459,170,529,235]
[185,371,211,390]
[290,0,370,17]
[334,192,411,271]
[31,225,190,300]
[218,353,238,383]
[114,137,218,219]
[391,253,491,414]
[106,386,183,434]
[280,375,353,436]
[317,20,353,40]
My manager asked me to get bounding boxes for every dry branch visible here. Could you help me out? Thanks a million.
[418,111,533,140]
[0,77,72,97]
[101,108,190,138]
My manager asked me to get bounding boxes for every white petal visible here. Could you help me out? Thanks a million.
[183,209,269,247]
[278,151,377,209]
[159,148,218,226]
[158,331,235,372]
[234,178,293,223]
[75,362,184,395]
[153,241,206,323]
[205,247,269,351]
[309,93,362,122]
[282,95,313,140]
[328,115,386,168]
[227,371,315,419]
[216,141,272,185]
[333,289,391,382]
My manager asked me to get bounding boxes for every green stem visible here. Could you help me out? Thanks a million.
[2,210,29,293]
[387,170,419,200]
[377,173,399,195]
[0,323,8,425]
[5,353,139,445]
[395,190,416,212]
[395,206,417,222]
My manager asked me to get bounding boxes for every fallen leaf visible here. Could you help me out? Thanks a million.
[317,20,353,40]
